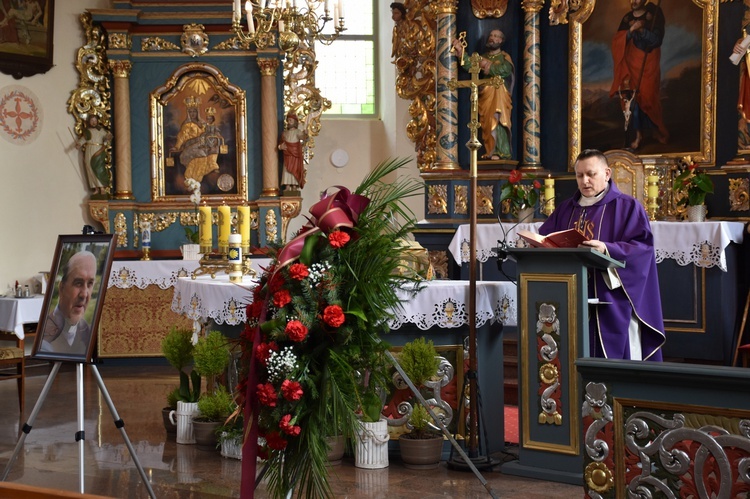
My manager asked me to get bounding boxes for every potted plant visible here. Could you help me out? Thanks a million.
[161,326,201,443]
[194,385,235,451]
[193,330,230,394]
[672,155,714,222]
[397,337,444,469]
[500,169,541,222]
[353,363,391,469]
[217,413,244,460]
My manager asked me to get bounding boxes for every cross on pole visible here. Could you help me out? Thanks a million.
[447,53,503,460]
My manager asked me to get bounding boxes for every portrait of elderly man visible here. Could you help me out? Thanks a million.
[40,250,99,356]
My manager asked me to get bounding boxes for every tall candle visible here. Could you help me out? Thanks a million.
[141,221,151,248]
[234,0,241,21]
[237,204,250,251]
[338,0,344,18]
[199,203,213,253]
[245,1,255,33]
[218,204,231,252]
[647,175,659,200]
[228,233,242,263]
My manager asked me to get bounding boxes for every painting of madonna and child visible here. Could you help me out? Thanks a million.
[579,0,706,157]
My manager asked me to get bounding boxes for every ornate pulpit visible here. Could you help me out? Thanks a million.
[501,247,623,484]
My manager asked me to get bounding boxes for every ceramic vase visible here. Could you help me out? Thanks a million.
[354,419,389,469]
[686,204,707,222]
[325,434,346,466]
[181,243,201,260]
[169,401,199,444]
[220,432,243,460]
[399,435,444,470]
[516,207,535,224]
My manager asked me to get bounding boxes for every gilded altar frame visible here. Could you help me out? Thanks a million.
[567,0,718,169]
[150,62,248,202]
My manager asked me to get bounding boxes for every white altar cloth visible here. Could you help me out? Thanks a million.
[448,221,744,271]
[108,258,272,289]
[172,275,259,326]
[172,277,517,330]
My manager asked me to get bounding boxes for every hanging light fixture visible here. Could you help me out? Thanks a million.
[231,1,346,159]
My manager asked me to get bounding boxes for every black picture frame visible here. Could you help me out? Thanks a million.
[32,234,115,363]
[0,0,55,79]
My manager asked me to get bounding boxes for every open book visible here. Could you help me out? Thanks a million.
[517,228,589,248]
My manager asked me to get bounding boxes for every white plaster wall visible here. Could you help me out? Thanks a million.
[0,1,422,290]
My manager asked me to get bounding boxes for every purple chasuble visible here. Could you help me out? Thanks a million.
[539,180,665,360]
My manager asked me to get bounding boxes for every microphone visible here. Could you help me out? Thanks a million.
[495,205,540,261]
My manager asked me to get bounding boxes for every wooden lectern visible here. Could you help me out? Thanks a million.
[500,247,624,484]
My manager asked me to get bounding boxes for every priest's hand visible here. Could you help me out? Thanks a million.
[580,239,607,254]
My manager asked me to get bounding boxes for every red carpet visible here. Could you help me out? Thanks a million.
[505,405,519,444]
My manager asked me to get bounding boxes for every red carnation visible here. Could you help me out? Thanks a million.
[280,414,302,436]
[247,299,265,319]
[509,169,522,184]
[257,445,269,461]
[323,304,345,328]
[273,289,292,308]
[265,431,288,450]
[533,179,541,189]
[255,341,278,365]
[289,263,309,280]
[285,320,309,342]
[328,230,351,248]
[281,379,304,401]
[256,383,278,407]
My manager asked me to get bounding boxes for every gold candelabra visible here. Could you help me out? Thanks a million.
[231,1,346,158]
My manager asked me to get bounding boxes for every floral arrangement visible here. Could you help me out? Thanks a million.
[672,156,713,207]
[500,169,541,215]
[236,158,423,498]
[184,178,201,243]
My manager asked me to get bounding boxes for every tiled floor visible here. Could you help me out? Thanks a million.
[0,363,582,498]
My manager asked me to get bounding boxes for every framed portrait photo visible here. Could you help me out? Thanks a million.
[32,234,115,363]
[568,0,718,167]
[0,0,55,79]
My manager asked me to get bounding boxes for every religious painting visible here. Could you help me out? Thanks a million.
[736,0,750,158]
[568,0,717,168]
[150,62,247,202]
[32,234,115,364]
[0,0,54,79]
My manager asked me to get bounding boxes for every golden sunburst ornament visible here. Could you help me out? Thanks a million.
[585,462,614,493]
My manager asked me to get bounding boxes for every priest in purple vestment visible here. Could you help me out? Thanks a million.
[539,149,665,360]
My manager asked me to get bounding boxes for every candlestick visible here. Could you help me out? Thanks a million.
[237,204,250,253]
[199,203,213,254]
[218,204,231,255]
[141,220,151,261]
[228,233,243,282]
[543,176,555,216]
[647,174,659,221]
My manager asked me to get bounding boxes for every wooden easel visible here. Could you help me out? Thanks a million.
[731,289,750,367]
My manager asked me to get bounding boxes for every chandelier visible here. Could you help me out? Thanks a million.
[231,1,346,159]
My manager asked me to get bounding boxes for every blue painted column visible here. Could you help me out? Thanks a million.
[520,0,543,170]
[433,0,460,170]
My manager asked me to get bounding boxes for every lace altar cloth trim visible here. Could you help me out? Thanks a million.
[388,280,517,330]
[172,275,258,325]
[108,261,201,290]
[449,221,744,271]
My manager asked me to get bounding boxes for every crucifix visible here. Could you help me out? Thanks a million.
[447,52,503,468]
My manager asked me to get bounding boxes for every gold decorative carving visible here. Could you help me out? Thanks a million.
[729,178,750,211]
[472,0,508,18]
[427,184,448,214]
[280,199,302,243]
[520,0,544,13]
[477,185,494,215]
[88,201,110,233]
[68,13,112,196]
[431,0,458,14]
[108,60,132,78]
[454,185,468,215]
[548,0,584,25]
[142,37,180,52]
[108,32,131,50]
[250,209,259,230]
[138,212,179,232]
[428,250,449,279]
[257,57,279,76]
[213,37,245,51]
[114,212,127,247]
[265,209,278,243]
[393,0,437,171]
[584,462,614,494]
[181,24,209,57]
